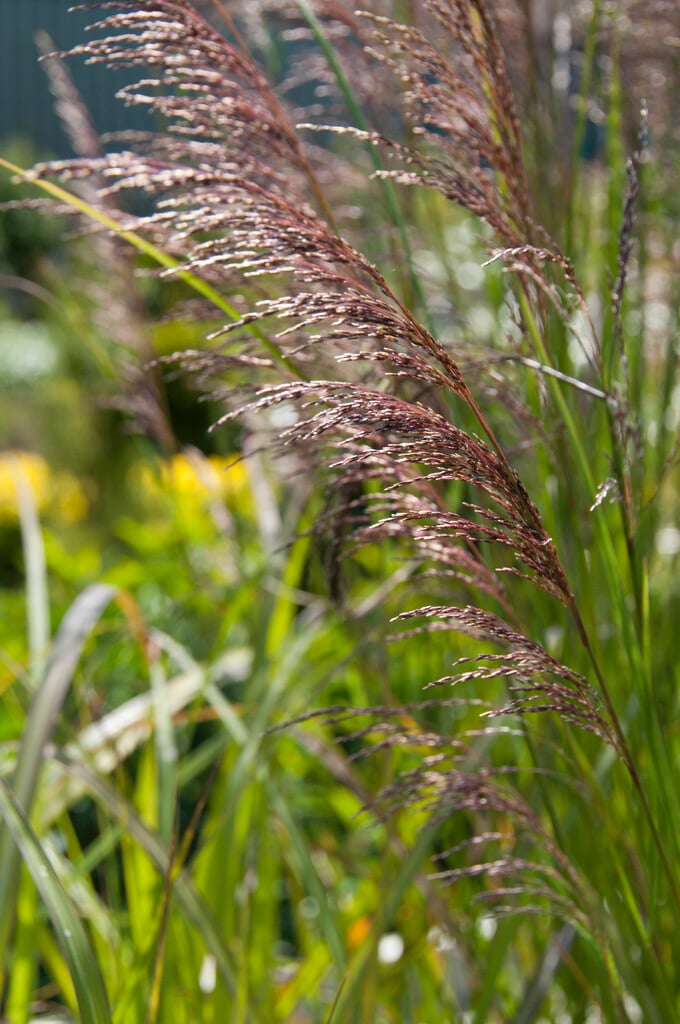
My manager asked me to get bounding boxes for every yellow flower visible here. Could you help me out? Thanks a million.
[0,451,89,526]
[130,451,252,514]
[0,451,50,521]
[51,473,90,524]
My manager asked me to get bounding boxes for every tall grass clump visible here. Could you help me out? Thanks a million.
[2,0,679,1020]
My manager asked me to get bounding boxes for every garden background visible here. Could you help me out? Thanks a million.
[0,2,679,1022]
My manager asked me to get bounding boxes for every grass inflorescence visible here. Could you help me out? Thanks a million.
[1,1,679,1020]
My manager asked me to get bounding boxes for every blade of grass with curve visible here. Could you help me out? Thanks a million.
[0,583,117,985]
[0,779,111,1024]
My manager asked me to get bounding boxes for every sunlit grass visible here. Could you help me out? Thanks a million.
[0,1,679,1021]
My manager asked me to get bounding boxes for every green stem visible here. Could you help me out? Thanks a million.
[294,0,433,331]
[517,286,680,919]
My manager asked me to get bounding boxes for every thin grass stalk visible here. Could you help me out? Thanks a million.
[13,464,50,687]
[145,822,177,1024]
[517,283,680,920]
[295,0,433,327]
[564,0,603,257]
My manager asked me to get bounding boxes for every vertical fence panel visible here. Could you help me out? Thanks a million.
[0,0,152,157]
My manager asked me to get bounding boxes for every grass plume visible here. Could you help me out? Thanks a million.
[4,0,680,1018]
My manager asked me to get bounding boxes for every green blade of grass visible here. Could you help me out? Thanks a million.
[56,759,262,1020]
[330,816,441,1020]
[0,779,111,1024]
[7,584,117,815]
[148,646,178,847]
[470,916,523,1024]
[0,583,117,976]
[512,923,576,1024]
[5,871,39,1024]
[271,788,345,971]
[13,459,50,687]
[39,928,79,1015]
